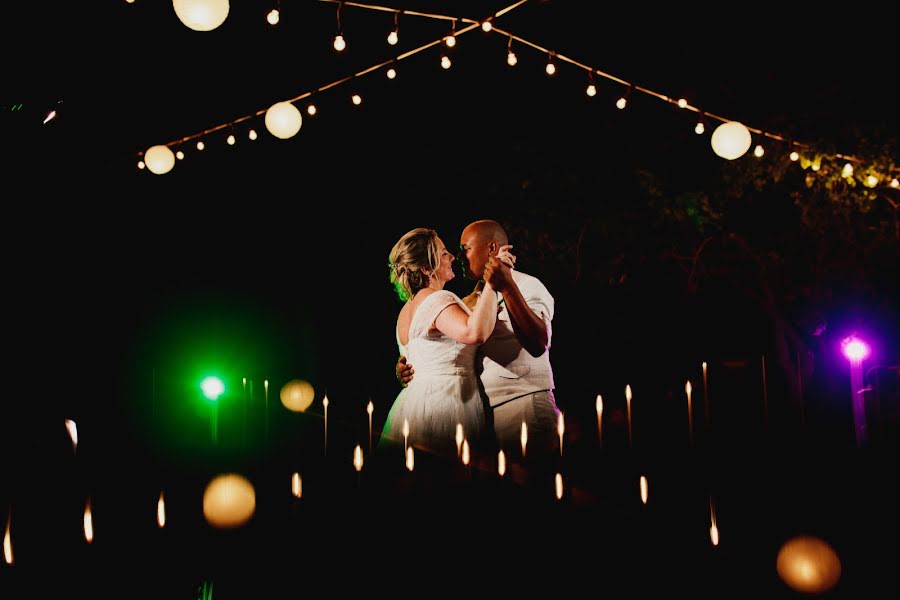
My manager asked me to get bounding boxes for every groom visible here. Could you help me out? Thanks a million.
[397,219,559,456]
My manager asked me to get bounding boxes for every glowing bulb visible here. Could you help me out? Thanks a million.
[677,98,687,108]
[481,21,492,32]
[710,121,752,160]
[265,101,302,139]
[865,174,878,187]
[790,151,799,161]
[196,140,205,150]
[811,162,820,171]
[695,122,705,134]
[307,104,317,116]
[387,30,398,45]
[387,67,396,79]
[842,163,854,178]
[267,9,279,25]
[248,129,257,141]
[441,55,451,69]
[173,0,230,32]
[891,178,899,188]
[545,62,556,76]
[226,134,236,145]
[144,145,175,175]
[137,161,145,169]
[616,97,627,109]
[507,51,517,66]
[586,83,597,97]
[333,34,346,51]
[353,445,363,472]
[445,35,456,47]
[351,94,362,105]
[175,150,185,160]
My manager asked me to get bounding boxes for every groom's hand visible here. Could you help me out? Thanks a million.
[396,356,414,387]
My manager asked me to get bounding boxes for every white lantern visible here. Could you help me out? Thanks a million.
[776,536,841,594]
[202,474,256,529]
[173,0,229,32]
[144,145,175,175]
[710,121,752,160]
[280,379,315,412]
[265,101,302,139]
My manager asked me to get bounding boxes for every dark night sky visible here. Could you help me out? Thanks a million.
[2,3,898,594]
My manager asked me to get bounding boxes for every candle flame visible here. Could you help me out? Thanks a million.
[555,473,563,500]
[406,446,414,471]
[702,361,707,373]
[402,419,410,438]
[640,475,649,505]
[83,499,94,543]
[596,395,603,415]
[557,412,565,456]
[461,439,470,465]
[366,400,374,416]
[65,419,78,452]
[709,497,719,545]
[498,450,506,477]
[157,492,166,528]
[323,396,329,408]
[455,423,464,455]
[685,381,692,396]
[3,513,12,565]
[43,110,57,125]
[520,422,528,457]
[625,384,632,402]
[292,472,302,498]
[353,445,364,472]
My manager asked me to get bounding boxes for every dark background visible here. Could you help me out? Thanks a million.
[2,1,899,596]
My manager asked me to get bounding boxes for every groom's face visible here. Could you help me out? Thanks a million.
[456,227,491,280]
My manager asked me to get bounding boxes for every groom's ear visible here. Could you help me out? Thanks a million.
[489,241,497,255]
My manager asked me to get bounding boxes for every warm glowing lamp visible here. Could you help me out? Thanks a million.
[173,0,229,32]
[710,121,752,160]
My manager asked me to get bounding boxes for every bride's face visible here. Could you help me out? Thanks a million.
[433,236,455,285]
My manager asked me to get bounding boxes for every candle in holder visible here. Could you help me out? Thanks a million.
[625,385,633,449]
[366,400,374,454]
[323,396,329,455]
[497,450,506,477]
[685,380,694,448]
[557,412,565,456]
[596,395,603,449]
[520,422,528,458]
[157,492,166,528]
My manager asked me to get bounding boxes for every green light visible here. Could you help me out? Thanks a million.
[201,376,225,401]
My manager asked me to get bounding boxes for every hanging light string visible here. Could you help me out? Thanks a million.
[146,1,526,151]
[489,24,895,176]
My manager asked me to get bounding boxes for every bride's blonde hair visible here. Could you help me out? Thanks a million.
[388,228,440,302]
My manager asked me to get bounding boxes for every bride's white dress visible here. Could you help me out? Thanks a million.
[381,290,488,456]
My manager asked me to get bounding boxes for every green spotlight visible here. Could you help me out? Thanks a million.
[201,376,225,401]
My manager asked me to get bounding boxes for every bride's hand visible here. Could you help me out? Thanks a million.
[496,244,516,269]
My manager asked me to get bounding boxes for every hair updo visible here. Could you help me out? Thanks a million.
[388,228,440,302]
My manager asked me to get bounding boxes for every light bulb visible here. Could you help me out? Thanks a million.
[789,151,799,161]
[333,35,346,51]
[267,9,279,25]
[891,178,899,188]
[546,62,556,75]
[173,0,230,32]
[507,51,517,66]
[482,21,492,32]
[695,122,705,135]
[842,163,854,177]
[445,35,456,47]
[137,160,145,169]
[866,175,878,187]
[754,144,764,157]
[175,150,185,160]
[387,30,398,45]
[307,104,317,116]
[441,55,451,69]
[677,98,688,108]
[248,129,257,141]
[616,97,627,109]
[811,162,820,171]
[196,141,205,151]
[226,134,236,145]
[352,94,362,105]
[586,84,597,97]
[144,145,175,175]
[710,121,752,160]
[387,67,396,79]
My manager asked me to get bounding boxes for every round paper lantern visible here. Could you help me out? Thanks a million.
[173,0,229,32]
[144,145,175,175]
[202,473,256,529]
[280,379,315,412]
[265,101,302,139]
[776,536,841,594]
[710,121,752,160]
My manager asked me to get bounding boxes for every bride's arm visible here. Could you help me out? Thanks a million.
[434,285,498,345]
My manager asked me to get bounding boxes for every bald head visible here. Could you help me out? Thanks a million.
[464,220,508,247]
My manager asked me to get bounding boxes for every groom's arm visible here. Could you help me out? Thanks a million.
[484,259,549,357]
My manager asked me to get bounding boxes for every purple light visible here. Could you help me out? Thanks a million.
[841,336,870,361]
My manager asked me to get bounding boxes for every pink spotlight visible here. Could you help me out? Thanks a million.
[841,336,870,361]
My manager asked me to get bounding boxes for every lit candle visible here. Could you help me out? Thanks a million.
[555,473,563,500]
[3,511,12,565]
[625,385,633,449]
[461,439,470,466]
[557,412,565,456]
[292,473,302,498]
[685,380,694,448]
[406,446,414,471]
[83,498,94,543]
[353,444,363,488]
[157,492,166,528]
[323,396,329,455]
[520,422,528,458]
[65,419,78,454]
[709,496,719,546]
[366,400,374,454]
[455,423,464,458]
[402,419,410,454]
[596,395,603,449]
[497,450,506,477]
[640,475,648,505]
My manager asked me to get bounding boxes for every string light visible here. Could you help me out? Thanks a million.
[248,129,258,140]
[481,20,492,32]
[677,98,688,109]
[307,104,317,116]
[506,36,517,66]
[196,140,205,151]
[842,163,854,178]
[175,150,185,160]
[891,178,899,188]
[545,52,556,76]
[441,55,452,69]
[387,11,399,45]
[586,72,597,97]
[445,19,457,47]
[137,160,145,169]
[352,93,362,105]
[754,134,765,157]
[616,84,632,109]
[226,134,236,145]
[387,66,397,79]
[333,1,346,52]
[267,9,280,26]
